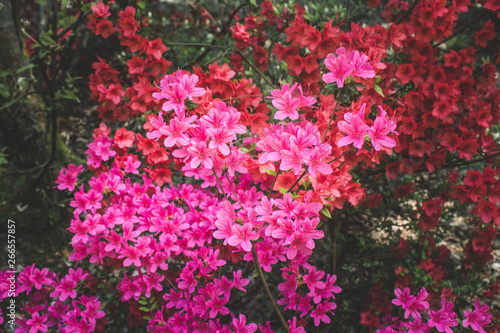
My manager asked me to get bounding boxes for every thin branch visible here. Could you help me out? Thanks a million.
[167,42,275,88]
[395,0,420,25]
[267,169,281,196]
[433,11,489,48]
[251,245,289,331]
[321,89,343,143]
[286,170,307,193]
[191,1,249,66]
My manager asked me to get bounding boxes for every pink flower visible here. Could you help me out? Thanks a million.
[322,47,376,87]
[462,299,492,333]
[25,312,48,333]
[323,49,354,88]
[206,295,230,318]
[123,155,141,174]
[368,106,398,151]
[228,223,259,252]
[310,301,336,326]
[231,314,257,333]
[162,115,197,148]
[55,164,84,191]
[427,298,458,333]
[337,103,369,149]
[404,317,430,333]
[269,83,316,121]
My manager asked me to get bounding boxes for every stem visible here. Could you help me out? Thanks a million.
[286,170,307,193]
[251,245,289,331]
[166,42,275,88]
[395,0,420,25]
[267,169,281,196]
[321,89,343,143]
[327,146,355,164]
[225,173,242,207]
[213,170,228,201]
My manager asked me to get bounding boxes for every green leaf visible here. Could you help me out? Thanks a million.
[278,187,287,194]
[250,0,257,6]
[138,300,148,305]
[263,168,277,176]
[374,84,385,98]
[321,206,332,219]
[139,307,150,312]
[240,148,250,153]
[15,63,35,74]
[143,316,152,321]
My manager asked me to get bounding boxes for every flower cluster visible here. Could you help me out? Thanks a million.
[0,266,105,332]
[322,47,376,88]
[387,287,492,333]
[336,103,398,151]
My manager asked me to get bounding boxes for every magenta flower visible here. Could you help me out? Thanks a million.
[427,298,458,333]
[392,287,429,320]
[462,299,492,333]
[228,223,259,252]
[322,48,354,88]
[269,83,316,121]
[25,313,48,333]
[368,106,398,151]
[55,164,84,191]
[310,301,336,326]
[337,103,369,149]
[323,47,376,87]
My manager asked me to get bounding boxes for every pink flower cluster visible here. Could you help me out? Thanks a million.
[337,103,398,151]
[152,69,206,116]
[147,96,248,187]
[387,287,492,333]
[257,122,333,176]
[322,47,376,88]
[268,83,316,121]
[277,261,341,326]
[0,266,105,333]
[55,164,84,191]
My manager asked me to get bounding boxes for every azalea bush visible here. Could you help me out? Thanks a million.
[1,0,500,332]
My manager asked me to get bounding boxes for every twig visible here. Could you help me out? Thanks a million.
[251,245,289,331]
[286,170,307,193]
[190,1,249,66]
[213,170,229,201]
[166,42,275,88]
[433,11,489,48]
[267,169,281,196]
[395,0,420,25]
[327,146,354,164]
[321,89,343,143]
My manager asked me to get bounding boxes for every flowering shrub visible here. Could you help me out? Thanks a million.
[2,0,500,332]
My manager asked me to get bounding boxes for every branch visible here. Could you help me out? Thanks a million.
[395,0,420,25]
[167,42,275,88]
[189,1,249,66]
[251,245,289,331]
[433,11,489,48]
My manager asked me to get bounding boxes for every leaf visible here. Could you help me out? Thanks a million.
[139,307,150,312]
[321,206,332,219]
[263,167,276,176]
[15,63,35,74]
[278,187,287,194]
[250,0,257,6]
[138,300,148,305]
[374,84,385,98]
[143,316,152,321]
